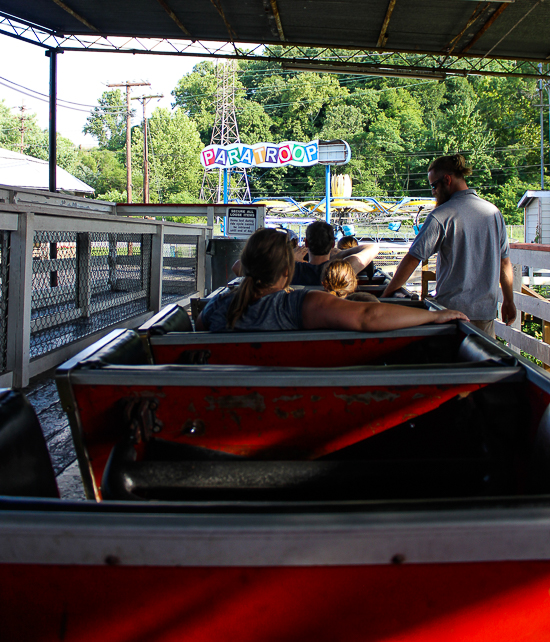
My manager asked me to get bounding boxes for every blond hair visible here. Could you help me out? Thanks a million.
[227,228,295,329]
[321,260,358,298]
[337,236,358,251]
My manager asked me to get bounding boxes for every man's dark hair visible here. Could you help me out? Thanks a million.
[428,153,472,179]
[306,220,335,256]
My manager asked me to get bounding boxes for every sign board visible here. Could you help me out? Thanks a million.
[201,139,351,169]
[226,207,259,238]
[201,140,319,169]
[318,140,351,166]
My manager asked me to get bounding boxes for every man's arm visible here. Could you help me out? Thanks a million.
[381,253,421,298]
[231,259,242,277]
[333,243,379,274]
[500,256,517,326]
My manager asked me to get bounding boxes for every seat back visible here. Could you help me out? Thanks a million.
[77,329,151,369]
[0,389,59,498]
[138,304,193,336]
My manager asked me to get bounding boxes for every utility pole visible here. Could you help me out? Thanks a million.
[107,80,150,203]
[17,101,28,154]
[132,94,163,203]
[539,62,544,190]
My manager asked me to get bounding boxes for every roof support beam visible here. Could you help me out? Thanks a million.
[377,0,397,48]
[283,61,447,81]
[443,2,491,56]
[50,0,99,32]
[269,0,285,42]
[209,0,237,41]
[156,0,193,39]
[461,3,509,55]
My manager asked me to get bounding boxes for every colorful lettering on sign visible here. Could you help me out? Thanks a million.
[305,143,318,163]
[215,148,227,165]
[199,140,328,168]
[227,147,241,166]
[265,146,279,164]
[202,148,215,166]
[253,146,266,165]
[292,144,305,162]
[240,147,253,165]
[278,145,292,164]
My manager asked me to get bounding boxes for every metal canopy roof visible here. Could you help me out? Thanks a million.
[0,0,547,60]
[0,0,549,78]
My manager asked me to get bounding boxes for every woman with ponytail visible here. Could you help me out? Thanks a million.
[197,227,469,332]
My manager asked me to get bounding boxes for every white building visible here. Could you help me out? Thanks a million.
[0,147,94,197]
[518,191,550,243]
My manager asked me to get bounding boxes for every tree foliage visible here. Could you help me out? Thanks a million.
[131,107,204,203]
[83,89,128,151]
[1,55,547,222]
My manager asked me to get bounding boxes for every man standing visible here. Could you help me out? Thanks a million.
[292,220,379,286]
[382,154,516,337]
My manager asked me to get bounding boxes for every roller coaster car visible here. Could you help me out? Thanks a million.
[54,302,549,505]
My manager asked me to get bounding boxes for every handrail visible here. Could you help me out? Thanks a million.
[0,190,213,388]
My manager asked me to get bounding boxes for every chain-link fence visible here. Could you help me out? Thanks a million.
[30,231,152,359]
[0,230,9,375]
[162,234,198,306]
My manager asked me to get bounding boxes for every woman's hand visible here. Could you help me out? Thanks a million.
[294,246,308,262]
[431,309,469,324]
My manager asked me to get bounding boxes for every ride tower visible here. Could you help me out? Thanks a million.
[200,60,251,203]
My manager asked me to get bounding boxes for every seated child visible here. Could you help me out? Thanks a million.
[321,260,358,298]
[337,235,359,251]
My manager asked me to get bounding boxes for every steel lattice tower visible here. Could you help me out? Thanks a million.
[200,60,251,203]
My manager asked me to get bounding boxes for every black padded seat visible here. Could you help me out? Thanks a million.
[78,330,150,369]
[148,305,193,335]
[458,334,518,367]
[0,389,59,498]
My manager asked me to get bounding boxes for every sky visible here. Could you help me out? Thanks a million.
[0,34,204,147]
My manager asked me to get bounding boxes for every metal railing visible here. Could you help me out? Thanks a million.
[0,186,210,388]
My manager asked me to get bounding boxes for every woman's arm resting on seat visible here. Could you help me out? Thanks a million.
[302,290,468,332]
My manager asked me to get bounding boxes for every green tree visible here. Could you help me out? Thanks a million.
[172,61,218,145]
[75,148,126,196]
[131,107,204,203]
[83,89,128,151]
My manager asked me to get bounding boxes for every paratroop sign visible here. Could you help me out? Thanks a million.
[200,140,319,169]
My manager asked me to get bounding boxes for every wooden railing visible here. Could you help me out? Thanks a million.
[495,244,550,367]
[420,243,550,367]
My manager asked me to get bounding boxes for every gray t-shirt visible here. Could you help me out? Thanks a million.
[409,189,509,320]
[201,288,310,332]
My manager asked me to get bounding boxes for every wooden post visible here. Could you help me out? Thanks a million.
[507,263,523,353]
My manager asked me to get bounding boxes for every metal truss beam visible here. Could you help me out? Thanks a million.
[0,11,548,80]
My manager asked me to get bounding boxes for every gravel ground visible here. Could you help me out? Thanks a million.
[22,369,86,500]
